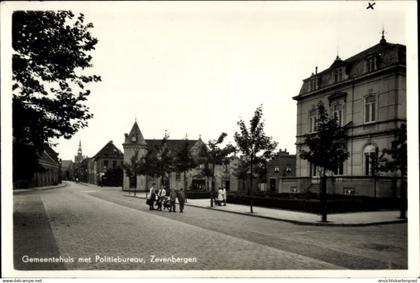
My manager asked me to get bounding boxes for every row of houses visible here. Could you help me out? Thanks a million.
[61,140,124,186]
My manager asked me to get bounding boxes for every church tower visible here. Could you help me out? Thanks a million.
[74,140,85,164]
[122,121,148,190]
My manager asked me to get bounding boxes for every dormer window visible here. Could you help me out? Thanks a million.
[131,136,137,142]
[366,56,378,73]
[334,68,343,83]
[310,78,318,91]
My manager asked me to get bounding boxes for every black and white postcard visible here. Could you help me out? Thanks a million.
[1,1,418,280]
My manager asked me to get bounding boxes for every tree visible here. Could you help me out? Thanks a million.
[174,139,197,192]
[232,157,250,192]
[234,106,278,213]
[12,11,101,185]
[197,133,236,206]
[299,101,349,222]
[379,123,407,219]
[142,132,174,190]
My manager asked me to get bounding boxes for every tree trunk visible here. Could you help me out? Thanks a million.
[320,174,327,222]
[183,171,188,203]
[249,159,254,213]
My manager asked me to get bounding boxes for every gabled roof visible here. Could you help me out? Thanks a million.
[145,139,200,157]
[92,141,123,160]
[125,121,146,145]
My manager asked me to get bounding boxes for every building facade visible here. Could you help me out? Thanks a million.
[266,149,296,193]
[29,146,61,187]
[292,34,406,197]
[88,140,124,186]
[122,121,240,192]
[61,160,74,180]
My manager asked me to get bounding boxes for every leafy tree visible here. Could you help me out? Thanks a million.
[139,133,174,190]
[197,133,236,206]
[103,167,123,187]
[12,11,100,185]
[174,139,197,192]
[234,106,278,213]
[232,157,250,192]
[379,123,407,219]
[299,101,349,222]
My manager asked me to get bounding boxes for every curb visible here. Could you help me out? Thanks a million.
[13,182,68,194]
[185,203,407,227]
[130,195,407,227]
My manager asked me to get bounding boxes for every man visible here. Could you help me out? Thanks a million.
[177,188,186,213]
[156,185,167,211]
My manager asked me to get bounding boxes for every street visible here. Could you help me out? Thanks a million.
[14,182,407,270]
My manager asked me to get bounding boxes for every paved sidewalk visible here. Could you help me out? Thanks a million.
[13,181,68,194]
[127,191,407,226]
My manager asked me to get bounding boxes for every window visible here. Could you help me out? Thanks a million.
[334,68,343,83]
[308,108,318,133]
[364,94,376,123]
[332,103,344,126]
[363,144,377,176]
[310,78,318,91]
[309,162,318,177]
[112,160,117,168]
[366,56,377,72]
[333,162,344,176]
[175,172,181,181]
[103,160,109,167]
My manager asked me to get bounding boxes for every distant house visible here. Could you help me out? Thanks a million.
[28,146,61,188]
[266,149,296,193]
[292,33,406,197]
[61,160,74,180]
[88,140,124,186]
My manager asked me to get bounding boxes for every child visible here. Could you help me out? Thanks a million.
[169,188,177,212]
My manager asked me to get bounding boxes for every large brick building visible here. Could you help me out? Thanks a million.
[291,34,406,197]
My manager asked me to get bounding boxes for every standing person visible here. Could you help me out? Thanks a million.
[217,187,223,206]
[177,188,186,213]
[148,183,156,210]
[222,187,227,206]
[169,188,177,212]
[156,185,167,211]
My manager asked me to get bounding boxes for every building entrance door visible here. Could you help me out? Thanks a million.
[270,178,276,192]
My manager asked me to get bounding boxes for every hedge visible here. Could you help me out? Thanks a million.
[226,194,400,214]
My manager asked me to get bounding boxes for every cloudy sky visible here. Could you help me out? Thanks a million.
[3,1,416,160]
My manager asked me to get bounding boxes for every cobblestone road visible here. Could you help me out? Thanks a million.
[13,183,407,270]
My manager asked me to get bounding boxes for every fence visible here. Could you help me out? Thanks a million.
[275,176,403,198]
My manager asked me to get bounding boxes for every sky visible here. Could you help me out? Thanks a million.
[4,1,415,160]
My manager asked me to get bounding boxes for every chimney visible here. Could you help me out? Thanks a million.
[315,66,318,75]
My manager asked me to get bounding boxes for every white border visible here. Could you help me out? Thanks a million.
[1,1,418,278]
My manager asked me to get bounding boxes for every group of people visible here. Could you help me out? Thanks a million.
[146,183,186,213]
[214,187,227,206]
